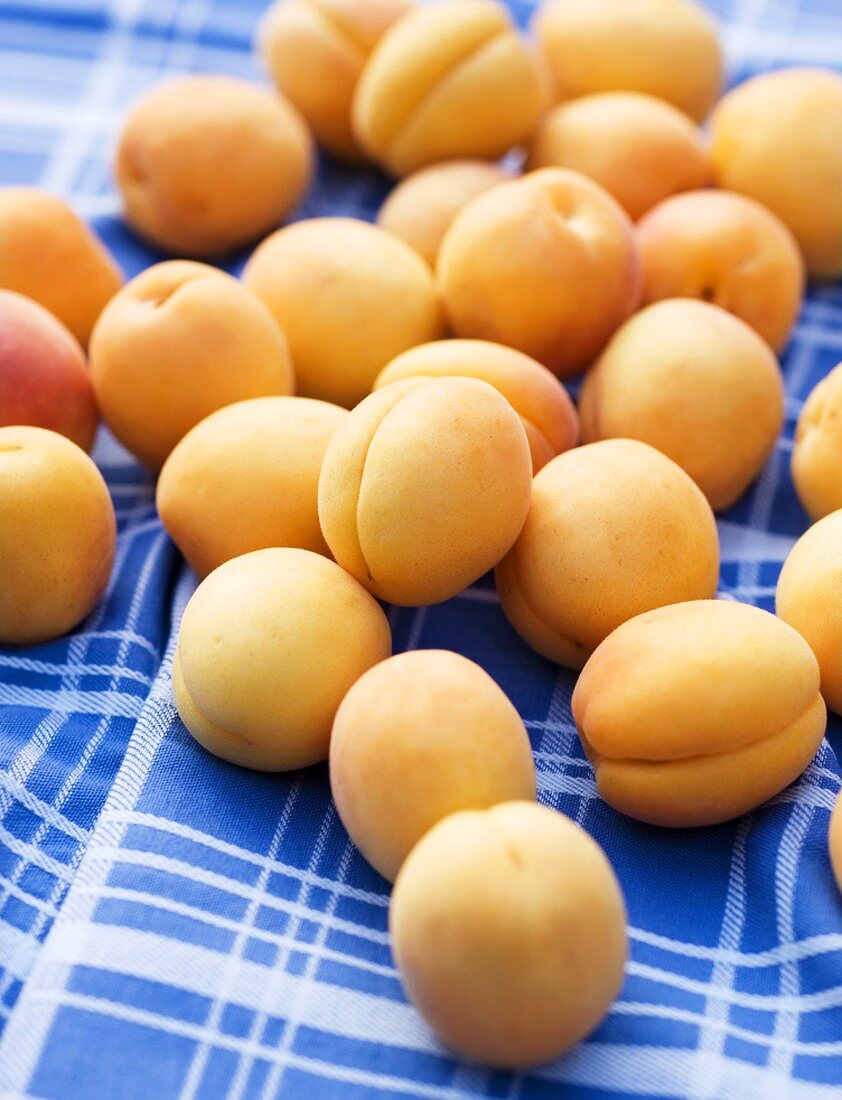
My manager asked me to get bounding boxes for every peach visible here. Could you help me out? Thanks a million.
[259,0,410,160]
[572,600,827,827]
[330,650,536,881]
[173,548,391,771]
[0,426,115,645]
[496,439,719,669]
[710,68,842,279]
[318,376,532,605]
[437,168,641,378]
[831,793,842,895]
[533,0,722,123]
[0,289,97,451]
[579,299,785,511]
[792,362,842,522]
[377,159,512,267]
[528,92,710,221]
[157,396,348,578]
[374,339,578,472]
[390,802,627,1067]
[115,75,313,257]
[776,509,842,717]
[243,218,444,407]
[89,261,293,471]
[637,191,804,352]
[0,188,122,347]
[352,0,548,176]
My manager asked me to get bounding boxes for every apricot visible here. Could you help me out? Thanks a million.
[259,0,410,160]
[157,396,348,579]
[637,191,804,352]
[0,290,97,451]
[579,299,784,511]
[330,650,535,881]
[390,801,627,1067]
[710,68,842,279]
[89,261,293,471]
[319,376,532,605]
[533,0,722,123]
[0,188,122,347]
[496,439,718,669]
[0,427,115,645]
[115,75,313,257]
[528,93,710,221]
[377,159,511,267]
[243,218,444,407]
[352,0,548,176]
[791,362,842,522]
[831,793,842,895]
[173,548,391,771]
[572,600,827,827]
[776,510,842,717]
[438,168,641,378]
[374,339,578,471]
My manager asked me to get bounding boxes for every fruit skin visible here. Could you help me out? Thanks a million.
[89,261,294,471]
[318,376,532,606]
[377,159,512,267]
[173,548,391,772]
[579,298,785,511]
[529,92,710,221]
[374,338,578,472]
[0,426,116,646]
[330,649,536,881]
[0,289,98,452]
[636,190,804,352]
[532,0,722,123]
[156,396,349,579]
[243,217,444,408]
[437,168,641,378]
[496,439,719,669]
[115,75,313,257]
[710,67,842,279]
[390,801,627,1068]
[259,0,411,161]
[791,361,842,522]
[0,188,123,348]
[830,793,842,895]
[352,0,549,177]
[776,509,842,717]
[572,600,827,828]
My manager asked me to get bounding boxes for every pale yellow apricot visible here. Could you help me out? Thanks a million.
[243,218,444,407]
[437,168,641,378]
[115,75,313,257]
[830,793,842,895]
[528,93,710,221]
[572,600,826,827]
[533,0,722,123]
[710,68,842,279]
[173,548,391,771]
[0,188,122,347]
[157,396,348,578]
[579,299,784,511]
[637,190,804,352]
[390,801,627,1067]
[496,440,719,668]
[319,376,532,605]
[330,650,536,881]
[260,0,410,160]
[374,339,578,471]
[0,426,115,645]
[776,510,842,717]
[352,0,548,176]
[89,261,293,471]
[792,362,842,522]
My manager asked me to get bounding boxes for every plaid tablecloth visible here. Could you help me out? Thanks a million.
[0,1,840,1096]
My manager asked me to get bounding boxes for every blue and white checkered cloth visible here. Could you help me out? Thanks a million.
[0,1,840,1096]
